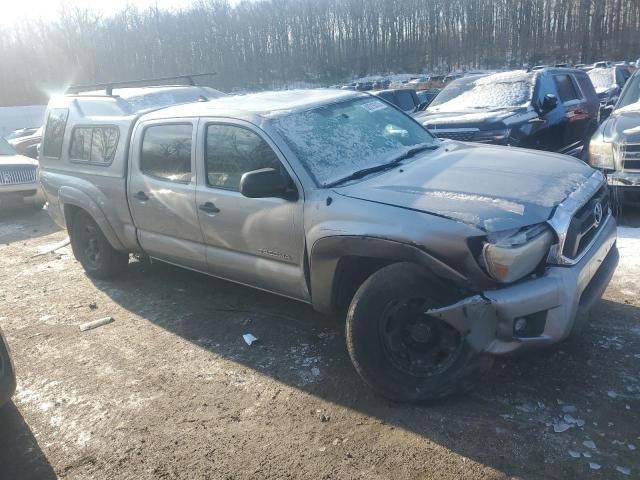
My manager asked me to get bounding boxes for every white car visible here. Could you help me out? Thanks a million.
[0,137,43,209]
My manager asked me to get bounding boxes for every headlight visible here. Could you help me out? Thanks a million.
[481,224,554,283]
[588,138,617,170]
[473,128,511,143]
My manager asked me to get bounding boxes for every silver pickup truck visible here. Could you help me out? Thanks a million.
[40,84,618,402]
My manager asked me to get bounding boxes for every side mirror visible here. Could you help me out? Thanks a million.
[600,104,615,121]
[240,168,291,199]
[541,94,558,113]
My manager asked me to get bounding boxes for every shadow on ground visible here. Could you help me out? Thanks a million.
[0,402,56,480]
[91,254,640,479]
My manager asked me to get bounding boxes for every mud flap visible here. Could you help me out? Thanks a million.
[426,296,498,352]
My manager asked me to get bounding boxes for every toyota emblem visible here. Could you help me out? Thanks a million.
[593,201,603,228]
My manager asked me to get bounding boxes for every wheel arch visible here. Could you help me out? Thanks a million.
[60,187,126,252]
[309,235,470,316]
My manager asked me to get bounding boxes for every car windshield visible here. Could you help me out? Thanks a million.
[429,71,535,111]
[0,137,17,155]
[588,68,615,91]
[271,97,438,187]
[616,73,640,111]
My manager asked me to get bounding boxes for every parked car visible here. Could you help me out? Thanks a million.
[4,127,39,141]
[41,85,617,402]
[372,88,421,113]
[587,69,640,204]
[587,66,633,120]
[8,126,42,159]
[414,68,600,157]
[0,137,43,208]
[0,327,16,407]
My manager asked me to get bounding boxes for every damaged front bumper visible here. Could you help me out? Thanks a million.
[428,213,618,355]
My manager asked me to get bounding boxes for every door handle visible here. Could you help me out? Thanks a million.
[134,191,149,201]
[199,202,220,214]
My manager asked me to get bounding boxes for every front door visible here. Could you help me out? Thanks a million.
[128,120,207,270]
[195,120,308,301]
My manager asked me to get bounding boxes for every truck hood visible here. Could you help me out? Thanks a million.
[0,154,38,167]
[414,106,532,129]
[333,142,595,233]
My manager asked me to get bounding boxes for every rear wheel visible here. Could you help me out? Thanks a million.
[70,211,128,279]
[346,263,492,402]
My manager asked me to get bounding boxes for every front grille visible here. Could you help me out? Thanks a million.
[0,166,37,185]
[562,185,610,259]
[432,130,477,142]
[621,144,640,170]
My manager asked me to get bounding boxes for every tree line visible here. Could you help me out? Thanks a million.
[1,0,639,106]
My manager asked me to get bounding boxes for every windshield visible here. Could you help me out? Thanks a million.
[271,97,437,186]
[429,71,535,111]
[588,68,615,91]
[0,137,17,155]
[617,73,640,111]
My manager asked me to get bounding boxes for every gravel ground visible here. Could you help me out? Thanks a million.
[0,206,639,480]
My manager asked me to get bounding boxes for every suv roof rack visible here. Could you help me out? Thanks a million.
[66,72,217,96]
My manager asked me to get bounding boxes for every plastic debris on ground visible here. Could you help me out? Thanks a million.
[583,440,597,450]
[553,421,571,433]
[242,333,258,346]
[616,466,631,476]
[568,450,580,458]
[589,462,601,470]
[79,317,114,332]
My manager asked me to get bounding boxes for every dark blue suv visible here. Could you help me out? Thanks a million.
[414,68,600,158]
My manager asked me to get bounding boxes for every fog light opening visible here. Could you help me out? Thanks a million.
[512,311,548,338]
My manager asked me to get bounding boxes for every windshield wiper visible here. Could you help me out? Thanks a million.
[325,143,438,188]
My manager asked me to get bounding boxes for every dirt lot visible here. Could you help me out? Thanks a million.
[0,206,639,480]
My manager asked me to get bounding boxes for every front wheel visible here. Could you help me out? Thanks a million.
[70,211,129,279]
[346,263,492,403]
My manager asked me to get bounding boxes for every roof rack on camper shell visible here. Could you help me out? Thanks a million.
[66,72,217,95]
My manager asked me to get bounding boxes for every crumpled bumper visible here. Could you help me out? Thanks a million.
[428,213,618,355]
[0,327,16,406]
[607,171,640,188]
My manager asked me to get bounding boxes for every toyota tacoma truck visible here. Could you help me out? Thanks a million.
[40,83,618,402]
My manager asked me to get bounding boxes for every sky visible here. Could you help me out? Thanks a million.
[0,0,231,26]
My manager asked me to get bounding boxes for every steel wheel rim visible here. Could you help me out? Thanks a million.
[378,297,463,377]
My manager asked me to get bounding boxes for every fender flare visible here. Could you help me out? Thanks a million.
[59,186,126,251]
[309,235,470,315]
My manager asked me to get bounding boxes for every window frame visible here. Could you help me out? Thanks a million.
[139,122,195,185]
[68,124,120,166]
[203,122,286,193]
[42,108,69,160]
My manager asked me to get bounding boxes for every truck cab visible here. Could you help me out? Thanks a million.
[40,83,618,403]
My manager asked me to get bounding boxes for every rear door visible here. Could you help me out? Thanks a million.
[195,119,308,301]
[128,119,207,270]
[552,73,588,153]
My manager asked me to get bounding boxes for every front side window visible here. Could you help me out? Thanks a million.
[69,126,119,163]
[396,91,416,111]
[140,124,192,183]
[272,97,437,187]
[42,108,69,158]
[554,75,580,102]
[617,73,640,111]
[206,124,281,191]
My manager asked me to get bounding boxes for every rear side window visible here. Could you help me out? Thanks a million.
[140,124,192,183]
[395,91,416,111]
[69,126,119,164]
[575,74,596,99]
[205,124,281,191]
[554,75,580,102]
[42,108,69,158]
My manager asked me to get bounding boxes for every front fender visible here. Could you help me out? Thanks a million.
[59,186,126,251]
[309,235,470,315]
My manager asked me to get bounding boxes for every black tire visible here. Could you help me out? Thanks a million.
[346,262,492,403]
[69,211,128,279]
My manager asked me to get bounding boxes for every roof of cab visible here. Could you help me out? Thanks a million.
[139,89,364,122]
